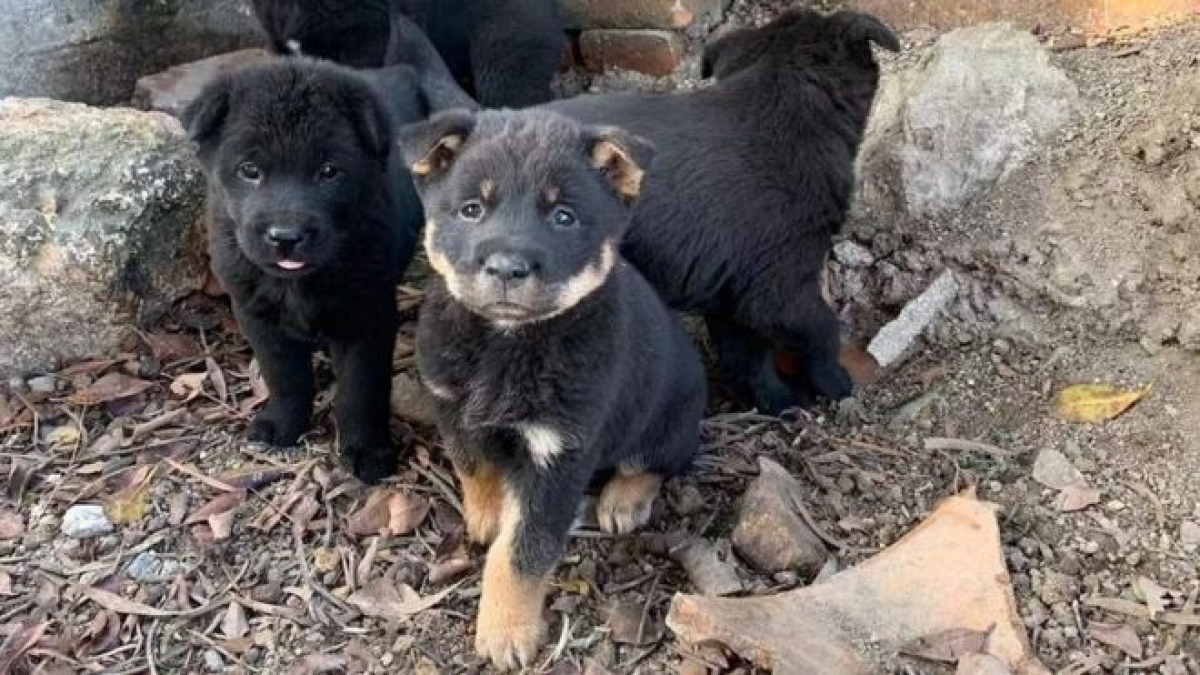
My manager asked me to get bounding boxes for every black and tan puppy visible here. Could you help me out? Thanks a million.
[251,0,564,107]
[544,9,900,413]
[183,60,422,483]
[401,109,705,668]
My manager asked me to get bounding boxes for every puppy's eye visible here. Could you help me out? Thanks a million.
[551,206,578,229]
[458,200,485,222]
[317,163,340,181]
[237,161,262,182]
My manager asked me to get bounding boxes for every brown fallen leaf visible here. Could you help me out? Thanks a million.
[900,627,989,663]
[1088,621,1142,658]
[427,555,473,586]
[0,621,48,673]
[67,372,154,406]
[104,481,153,525]
[1134,576,1172,619]
[956,653,1012,675]
[284,653,348,675]
[142,331,202,362]
[1053,383,1149,423]
[1053,484,1101,512]
[206,357,229,404]
[216,465,293,491]
[347,489,429,537]
[0,570,13,596]
[0,509,23,539]
[80,585,224,618]
[606,599,662,646]
[222,601,250,640]
[169,372,208,401]
[346,578,462,621]
[209,508,237,540]
[186,491,246,525]
[387,491,431,535]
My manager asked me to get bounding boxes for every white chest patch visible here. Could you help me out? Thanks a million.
[516,423,563,469]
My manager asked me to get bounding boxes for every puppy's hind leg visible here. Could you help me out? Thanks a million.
[329,310,399,484]
[237,309,315,447]
[757,283,852,402]
[706,316,797,414]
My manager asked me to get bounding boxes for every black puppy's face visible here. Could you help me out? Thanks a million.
[400,110,652,327]
[701,9,900,80]
[183,60,391,277]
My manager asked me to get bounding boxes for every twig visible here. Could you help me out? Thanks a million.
[130,408,187,442]
[162,458,239,492]
[636,574,662,646]
[922,437,1017,459]
[292,529,355,618]
[146,620,160,675]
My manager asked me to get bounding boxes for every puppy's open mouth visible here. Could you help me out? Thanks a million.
[276,260,307,271]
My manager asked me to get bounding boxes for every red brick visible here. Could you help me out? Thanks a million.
[559,0,728,29]
[579,29,685,77]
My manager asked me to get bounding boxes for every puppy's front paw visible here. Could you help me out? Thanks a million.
[247,405,308,446]
[341,443,398,484]
[810,361,853,402]
[475,601,545,671]
[595,472,662,535]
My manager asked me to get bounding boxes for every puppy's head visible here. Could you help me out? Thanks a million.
[399,109,653,327]
[701,9,899,80]
[183,60,391,278]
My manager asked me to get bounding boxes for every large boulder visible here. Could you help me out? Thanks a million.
[0,98,207,377]
[0,0,259,106]
[858,23,1079,219]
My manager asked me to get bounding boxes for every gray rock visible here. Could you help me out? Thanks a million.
[61,504,113,539]
[126,551,187,583]
[0,0,258,106]
[731,458,828,575]
[1031,448,1087,491]
[867,270,959,368]
[1180,520,1200,551]
[833,240,875,268]
[1178,303,1200,353]
[669,537,743,596]
[0,99,207,378]
[860,24,1079,218]
[135,49,272,118]
[26,375,57,394]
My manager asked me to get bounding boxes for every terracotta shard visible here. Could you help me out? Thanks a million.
[666,494,1047,675]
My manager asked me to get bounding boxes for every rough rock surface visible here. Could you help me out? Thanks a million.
[0,98,207,377]
[0,0,258,106]
[858,23,1079,219]
[731,458,828,575]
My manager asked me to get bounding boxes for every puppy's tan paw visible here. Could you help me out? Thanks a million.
[474,607,545,671]
[595,471,662,535]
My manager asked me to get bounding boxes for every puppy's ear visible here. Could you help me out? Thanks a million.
[182,78,232,145]
[585,127,655,204]
[343,87,393,161]
[836,11,900,53]
[397,108,477,179]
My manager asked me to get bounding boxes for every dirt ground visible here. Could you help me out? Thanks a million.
[1,4,1198,675]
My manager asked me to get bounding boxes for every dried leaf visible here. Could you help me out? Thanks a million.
[185,491,246,525]
[427,555,473,586]
[222,601,250,640]
[1053,383,1149,423]
[1088,621,1143,658]
[1054,484,1101,512]
[347,489,429,537]
[356,537,380,587]
[312,547,340,574]
[43,424,80,449]
[1134,576,1171,619]
[67,372,154,405]
[0,571,12,596]
[955,653,1012,675]
[346,577,462,620]
[555,579,592,597]
[206,357,228,404]
[104,481,153,525]
[290,492,321,538]
[285,654,347,675]
[216,465,293,491]
[0,509,23,539]
[142,332,202,362]
[209,509,236,540]
[900,628,989,663]
[0,621,48,673]
[170,372,208,401]
[80,585,221,618]
[606,599,661,646]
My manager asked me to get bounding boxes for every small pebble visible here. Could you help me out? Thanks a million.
[26,375,56,394]
[61,504,113,539]
[1180,520,1200,550]
[126,551,186,583]
[204,649,224,672]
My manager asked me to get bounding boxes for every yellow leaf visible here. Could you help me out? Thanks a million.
[104,482,152,525]
[554,579,591,596]
[1053,383,1150,423]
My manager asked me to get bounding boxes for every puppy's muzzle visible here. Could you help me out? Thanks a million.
[482,251,536,285]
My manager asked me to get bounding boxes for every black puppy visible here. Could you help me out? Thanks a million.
[251,0,564,107]
[250,0,391,67]
[545,10,900,413]
[401,109,705,668]
[183,60,422,483]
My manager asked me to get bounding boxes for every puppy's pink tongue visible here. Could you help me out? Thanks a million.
[277,260,306,271]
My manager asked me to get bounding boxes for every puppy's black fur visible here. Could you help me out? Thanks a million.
[251,0,564,107]
[401,109,705,668]
[183,59,424,483]
[250,0,391,67]
[544,9,899,413]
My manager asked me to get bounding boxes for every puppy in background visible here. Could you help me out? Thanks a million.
[546,10,900,413]
[251,0,564,107]
[183,60,422,483]
[401,109,706,668]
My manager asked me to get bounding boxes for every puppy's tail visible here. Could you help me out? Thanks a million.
[384,7,480,114]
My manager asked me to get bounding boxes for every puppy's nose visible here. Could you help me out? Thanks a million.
[265,226,307,251]
[483,252,533,283]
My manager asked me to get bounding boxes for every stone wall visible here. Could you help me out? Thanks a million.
[0,0,259,106]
